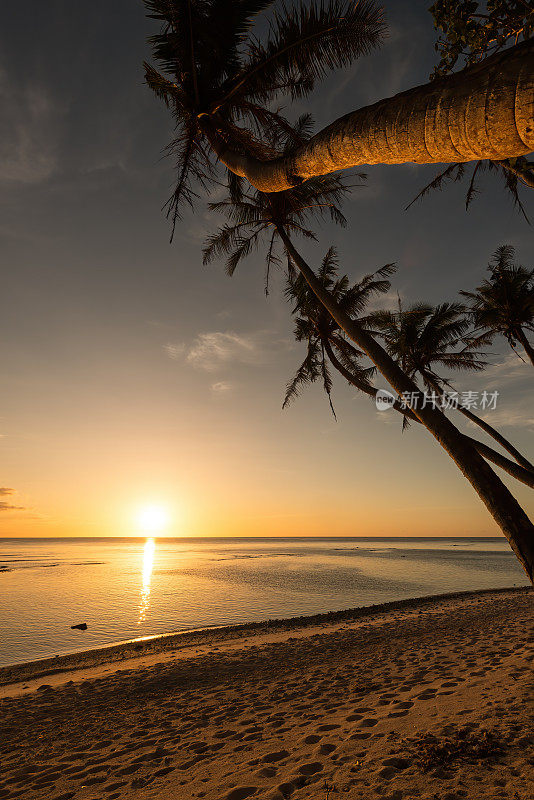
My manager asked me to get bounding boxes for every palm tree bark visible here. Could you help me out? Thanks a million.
[278,226,534,582]
[324,340,534,490]
[425,377,534,473]
[516,327,534,366]
[200,39,534,192]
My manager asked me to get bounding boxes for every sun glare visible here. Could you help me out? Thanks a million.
[136,504,169,533]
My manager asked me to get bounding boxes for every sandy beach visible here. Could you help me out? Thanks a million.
[0,587,532,800]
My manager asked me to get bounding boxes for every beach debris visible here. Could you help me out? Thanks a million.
[70,622,88,631]
[405,726,503,771]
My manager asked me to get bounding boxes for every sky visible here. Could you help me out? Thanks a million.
[1,0,532,539]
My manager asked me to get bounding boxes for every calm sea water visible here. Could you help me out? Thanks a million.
[0,537,528,667]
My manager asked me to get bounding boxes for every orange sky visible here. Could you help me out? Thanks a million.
[1,0,532,539]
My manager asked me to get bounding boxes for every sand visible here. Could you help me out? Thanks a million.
[0,587,532,800]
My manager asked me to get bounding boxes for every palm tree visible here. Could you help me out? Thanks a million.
[284,272,534,490]
[204,181,534,580]
[200,37,534,191]
[202,145,361,288]
[461,245,534,366]
[282,247,392,414]
[370,301,534,472]
[144,3,533,196]
[143,0,385,226]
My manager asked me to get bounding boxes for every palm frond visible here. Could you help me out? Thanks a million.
[282,339,321,409]
[406,164,465,210]
[223,0,385,105]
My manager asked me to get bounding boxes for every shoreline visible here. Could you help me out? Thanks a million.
[1,586,532,800]
[1,584,528,689]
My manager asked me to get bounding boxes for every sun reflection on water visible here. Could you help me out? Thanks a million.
[138,537,155,624]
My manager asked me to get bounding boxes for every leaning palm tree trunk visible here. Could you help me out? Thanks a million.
[278,226,534,583]
[516,328,534,366]
[323,340,534,489]
[201,39,534,192]
[425,378,534,473]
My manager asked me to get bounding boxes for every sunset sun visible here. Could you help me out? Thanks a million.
[136,504,169,534]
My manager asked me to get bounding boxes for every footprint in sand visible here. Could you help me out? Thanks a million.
[303,734,321,744]
[225,787,257,800]
[255,766,277,778]
[298,761,323,775]
[358,718,378,727]
[318,743,337,755]
[416,690,436,700]
[262,750,290,763]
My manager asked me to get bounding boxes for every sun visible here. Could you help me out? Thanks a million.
[136,504,169,534]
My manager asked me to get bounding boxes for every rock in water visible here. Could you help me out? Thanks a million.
[70,623,88,631]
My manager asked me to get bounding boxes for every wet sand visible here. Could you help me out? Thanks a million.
[0,587,532,799]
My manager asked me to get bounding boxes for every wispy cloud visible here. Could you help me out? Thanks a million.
[366,287,403,314]
[163,343,186,360]
[210,381,232,395]
[164,330,291,372]
[0,488,25,511]
[478,400,534,431]
[187,332,258,371]
[0,67,61,184]
[483,353,532,388]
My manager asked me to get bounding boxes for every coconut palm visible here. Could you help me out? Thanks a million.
[370,301,534,472]
[201,37,534,192]
[403,2,534,216]
[143,0,385,227]
[144,3,533,198]
[283,256,534,489]
[282,247,393,414]
[406,158,531,221]
[204,180,534,580]
[460,245,534,366]
[202,144,362,290]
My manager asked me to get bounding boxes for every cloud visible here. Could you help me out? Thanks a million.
[163,343,186,360]
[0,502,25,511]
[478,402,534,431]
[0,67,61,184]
[0,488,24,511]
[366,288,403,314]
[164,330,291,372]
[187,332,258,371]
[210,381,232,395]
[483,354,531,388]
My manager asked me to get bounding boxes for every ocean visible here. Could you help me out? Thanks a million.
[0,536,528,667]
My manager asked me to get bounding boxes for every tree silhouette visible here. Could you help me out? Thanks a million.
[461,245,534,366]
[143,0,384,227]
[370,300,534,471]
